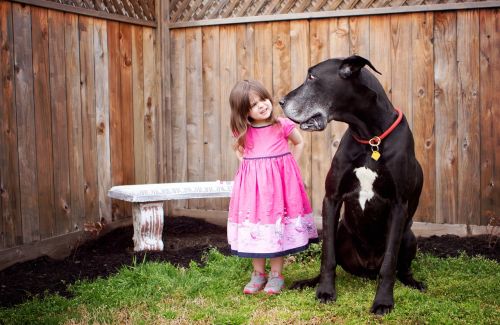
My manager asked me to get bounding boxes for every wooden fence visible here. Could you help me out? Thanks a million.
[0,1,162,253]
[168,8,499,228]
[0,1,498,270]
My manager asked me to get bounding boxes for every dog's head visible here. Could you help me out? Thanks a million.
[280,55,381,131]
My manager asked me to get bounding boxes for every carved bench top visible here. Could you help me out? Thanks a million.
[108,181,234,203]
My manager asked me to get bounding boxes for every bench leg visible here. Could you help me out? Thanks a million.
[132,202,164,251]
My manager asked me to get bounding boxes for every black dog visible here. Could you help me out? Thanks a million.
[280,55,425,315]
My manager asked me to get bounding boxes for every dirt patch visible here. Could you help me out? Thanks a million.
[0,216,498,308]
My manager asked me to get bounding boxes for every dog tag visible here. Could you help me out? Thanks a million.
[371,150,381,161]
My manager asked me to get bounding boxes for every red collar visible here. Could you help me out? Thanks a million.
[352,108,403,145]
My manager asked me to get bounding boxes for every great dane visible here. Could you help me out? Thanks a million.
[280,55,425,315]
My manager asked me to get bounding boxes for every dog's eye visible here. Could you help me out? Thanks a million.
[308,74,316,80]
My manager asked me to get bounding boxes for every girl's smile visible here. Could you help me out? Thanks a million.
[248,92,273,125]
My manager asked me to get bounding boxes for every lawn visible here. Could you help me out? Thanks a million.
[1,244,498,324]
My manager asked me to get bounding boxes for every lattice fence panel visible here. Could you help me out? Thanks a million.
[170,0,482,23]
[41,0,155,21]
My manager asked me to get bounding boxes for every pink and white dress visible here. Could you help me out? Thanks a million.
[227,117,318,257]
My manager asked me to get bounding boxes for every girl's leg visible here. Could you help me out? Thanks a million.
[269,256,284,274]
[252,258,266,273]
[244,258,267,294]
[265,256,285,294]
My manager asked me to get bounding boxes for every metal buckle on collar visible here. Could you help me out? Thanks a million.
[369,136,381,161]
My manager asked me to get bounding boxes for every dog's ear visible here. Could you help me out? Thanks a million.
[339,55,381,79]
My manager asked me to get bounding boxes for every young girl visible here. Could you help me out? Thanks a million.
[227,80,318,295]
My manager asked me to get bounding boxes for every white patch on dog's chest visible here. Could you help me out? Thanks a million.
[354,167,378,210]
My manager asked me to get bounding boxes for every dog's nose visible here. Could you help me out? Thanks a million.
[279,98,285,107]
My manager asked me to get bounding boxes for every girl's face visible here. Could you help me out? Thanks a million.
[247,91,272,124]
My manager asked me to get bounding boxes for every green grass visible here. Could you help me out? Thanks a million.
[1,244,499,324]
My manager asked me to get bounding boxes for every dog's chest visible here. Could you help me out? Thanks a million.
[342,163,394,215]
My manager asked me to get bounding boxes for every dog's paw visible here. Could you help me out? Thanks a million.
[413,280,426,292]
[316,287,337,303]
[370,302,394,316]
[399,276,426,292]
[290,276,320,290]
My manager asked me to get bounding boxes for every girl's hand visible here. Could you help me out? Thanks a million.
[287,128,304,161]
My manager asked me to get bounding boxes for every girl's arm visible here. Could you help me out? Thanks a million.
[234,146,244,162]
[287,128,304,161]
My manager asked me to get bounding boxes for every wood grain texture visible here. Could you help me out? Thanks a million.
[349,15,370,58]
[457,10,480,226]
[49,9,71,234]
[309,18,330,217]
[0,1,22,248]
[32,6,55,238]
[253,22,273,92]
[390,14,413,125]
[185,27,204,208]
[411,12,435,223]
[290,20,312,201]
[108,21,124,221]
[132,26,145,185]
[170,28,188,210]
[479,9,499,226]
[272,20,291,111]
[369,15,391,97]
[143,27,158,184]
[119,23,134,219]
[202,26,222,210]
[328,17,349,169]
[79,16,99,223]
[94,19,112,223]
[434,11,458,224]
[14,3,40,243]
[65,13,85,231]
[219,24,238,210]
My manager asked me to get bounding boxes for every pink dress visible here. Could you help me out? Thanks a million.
[227,117,318,257]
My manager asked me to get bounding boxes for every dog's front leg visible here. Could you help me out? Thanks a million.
[370,202,407,315]
[316,196,342,303]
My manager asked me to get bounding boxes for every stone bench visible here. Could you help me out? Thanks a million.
[108,181,233,251]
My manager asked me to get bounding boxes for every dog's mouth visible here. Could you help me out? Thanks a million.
[300,114,327,131]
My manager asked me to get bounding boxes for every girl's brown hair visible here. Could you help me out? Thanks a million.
[229,80,278,150]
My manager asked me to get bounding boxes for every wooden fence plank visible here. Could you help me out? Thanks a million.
[369,15,391,96]
[272,21,291,113]
[79,16,99,223]
[290,20,312,201]
[219,24,238,210]
[457,10,480,226]
[120,23,134,219]
[349,15,370,57]
[132,25,145,185]
[143,27,158,184]
[479,9,499,226]
[186,27,204,208]
[411,12,435,223]
[253,22,273,93]
[94,19,112,223]
[32,6,55,238]
[108,21,124,221]
[14,3,40,243]
[65,13,85,231]
[309,18,330,217]
[0,1,22,248]
[202,25,222,210]
[170,28,187,210]
[236,24,254,81]
[48,9,71,234]
[390,14,413,126]
[434,11,458,224]
[328,17,349,167]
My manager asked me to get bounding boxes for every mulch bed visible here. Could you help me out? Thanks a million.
[0,216,498,308]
